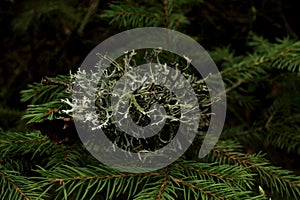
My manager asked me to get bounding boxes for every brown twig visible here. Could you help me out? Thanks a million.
[0,172,30,200]
[277,0,299,39]
[174,163,235,182]
[156,168,169,200]
[43,76,69,87]
[162,0,170,28]
[49,171,161,183]
[170,175,228,200]
[78,0,100,36]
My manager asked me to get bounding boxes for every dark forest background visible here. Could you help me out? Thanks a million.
[1,1,300,199]
[1,0,300,132]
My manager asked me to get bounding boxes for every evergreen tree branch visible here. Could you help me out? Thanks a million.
[0,131,52,160]
[43,76,70,88]
[0,168,44,200]
[156,168,170,200]
[209,142,300,199]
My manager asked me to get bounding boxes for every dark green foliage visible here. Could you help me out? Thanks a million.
[20,75,71,124]
[1,36,300,200]
[100,0,190,29]
[12,0,80,34]
[1,0,300,200]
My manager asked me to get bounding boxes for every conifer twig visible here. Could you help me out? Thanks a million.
[78,0,100,36]
[43,76,69,87]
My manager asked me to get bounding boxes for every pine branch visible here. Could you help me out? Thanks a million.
[45,144,98,169]
[21,75,70,104]
[100,1,188,29]
[0,168,44,200]
[221,38,300,93]
[209,141,300,199]
[11,27,300,200]
[43,76,70,88]
[35,165,159,199]
[101,3,164,28]
[0,131,52,160]
[22,100,69,124]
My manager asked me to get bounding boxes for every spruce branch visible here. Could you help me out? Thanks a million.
[43,76,70,88]
[221,38,300,92]
[0,131,52,160]
[0,168,44,200]
[156,168,170,200]
[100,0,188,29]
[209,142,300,199]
